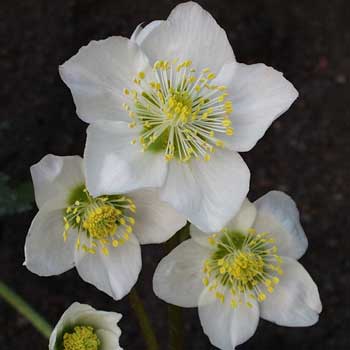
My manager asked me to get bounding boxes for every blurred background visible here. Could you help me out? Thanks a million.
[1,0,349,349]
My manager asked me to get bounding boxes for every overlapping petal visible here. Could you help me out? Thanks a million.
[160,149,250,232]
[31,155,84,208]
[85,121,168,196]
[59,37,151,123]
[254,191,308,259]
[129,189,186,244]
[24,199,76,276]
[153,239,210,307]
[74,234,141,300]
[225,198,257,232]
[131,21,163,45]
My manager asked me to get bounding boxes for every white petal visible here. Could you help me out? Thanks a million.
[160,149,250,232]
[58,303,96,326]
[190,225,212,248]
[222,62,298,152]
[254,191,308,259]
[153,239,210,307]
[59,37,151,123]
[212,62,237,87]
[74,309,122,335]
[190,199,256,249]
[49,302,95,350]
[129,188,186,244]
[24,200,75,276]
[84,121,168,196]
[260,257,322,327]
[31,155,84,208]
[140,2,235,73]
[74,234,141,300]
[130,21,163,45]
[198,288,260,350]
[226,198,257,232]
[97,329,123,350]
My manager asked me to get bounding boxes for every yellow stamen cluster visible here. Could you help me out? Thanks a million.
[82,205,120,240]
[63,185,136,256]
[123,59,234,162]
[203,228,283,309]
[63,325,100,350]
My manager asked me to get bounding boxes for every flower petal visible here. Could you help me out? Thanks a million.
[24,200,76,276]
[59,37,151,123]
[260,257,322,327]
[74,234,141,300]
[153,239,210,307]
[212,62,237,87]
[198,288,260,350]
[49,303,95,350]
[130,21,163,45]
[226,199,257,232]
[140,2,235,73]
[160,149,250,232]
[253,191,308,259]
[129,189,186,244]
[190,199,256,249]
[222,62,298,152]
[74,309,122,335]
[31,155,84,208]
[96,329,123,350]
[84,121,168,197]
[190,224,212,248]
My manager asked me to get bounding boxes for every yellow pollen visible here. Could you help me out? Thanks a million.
[63,185,136,255]
[202,229,283,309]
[123,58,234,162]
[230,252,264,284]
[83,205,119,240]
[138,71,146,79]
[63,325,100,350]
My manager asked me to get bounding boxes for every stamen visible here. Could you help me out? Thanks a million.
[63,184,136,255]
[123,59,234,162]
[63,325,100,350]
[203,229,283,308]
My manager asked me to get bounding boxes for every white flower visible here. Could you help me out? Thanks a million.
[153,191,322,350]
[24,154,185,300]
[59,2,298,232]
[49,302,122,350]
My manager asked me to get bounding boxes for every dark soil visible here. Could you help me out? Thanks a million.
[1,0,349,349]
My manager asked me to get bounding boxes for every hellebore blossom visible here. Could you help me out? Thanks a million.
[153,191,322,350]
[59,1,298,232]
[24,154,185,300]
[49,302,122,350]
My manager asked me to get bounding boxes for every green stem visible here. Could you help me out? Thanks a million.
[129,288,159,350]
[167,304,183,350]
[0,280,53,338]
[165,223,190,350]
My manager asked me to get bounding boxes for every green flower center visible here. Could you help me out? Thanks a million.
[63,326,100,350]
[63,184,136,256]
[123,59,234,162]
[203,228,283,308]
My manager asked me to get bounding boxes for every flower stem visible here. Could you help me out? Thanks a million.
[129,288,159,350]
[0,280,53,339]
[165,223,190,350]
[167,304,183,350]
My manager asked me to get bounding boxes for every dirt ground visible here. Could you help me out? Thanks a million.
[1,0,349,349]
